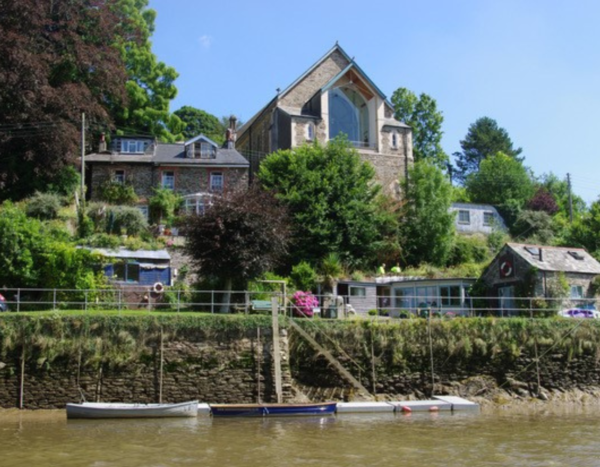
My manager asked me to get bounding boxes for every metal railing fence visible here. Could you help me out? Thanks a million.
[0,287,596,318]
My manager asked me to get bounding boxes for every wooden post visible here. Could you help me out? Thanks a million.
[159,328,164,403]
[257,327,261,404]
[19,346,25,409]
[271,297,283,403]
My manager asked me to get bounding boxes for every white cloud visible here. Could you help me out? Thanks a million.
[199,35,213,49]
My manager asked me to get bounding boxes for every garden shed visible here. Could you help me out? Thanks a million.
[94,248,172,286]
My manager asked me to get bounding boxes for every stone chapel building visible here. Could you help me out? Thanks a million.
[236,43,413,197]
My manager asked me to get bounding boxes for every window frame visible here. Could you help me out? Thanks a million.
[349,286,367,298]
[210,172,224,192]
[458,210,470,225]
[161,171,175,190]
[483,211,494,226]
[114,170,126,184]
[120,139,146,154]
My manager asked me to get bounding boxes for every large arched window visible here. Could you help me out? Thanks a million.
[328,87,369,146]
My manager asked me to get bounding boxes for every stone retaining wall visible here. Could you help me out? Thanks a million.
[0,330,294,409]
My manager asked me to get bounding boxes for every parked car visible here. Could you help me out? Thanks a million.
[0,293,8,312]
[558,308,600,319]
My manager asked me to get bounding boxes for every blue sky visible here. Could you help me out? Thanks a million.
[148,0,600,203]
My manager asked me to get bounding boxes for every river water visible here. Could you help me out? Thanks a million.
[1,407,599,467]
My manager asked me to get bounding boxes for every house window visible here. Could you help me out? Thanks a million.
[120,139,146,154]
[114,170,125,184]
[138,205,149,220]
[161,171,175,190]
[458,210,470,224]
[350,286,367,297]
[306,123,315,141]
[570,285,583,299]
[329,86,370,147]
[483,212,494,226]
[184,194,211,215]
[394,288,415,309]
[193,141,215,159]
[210,172,223,192]
[391,132,398,149]
[112,261,140,283]
[440,285,461,306]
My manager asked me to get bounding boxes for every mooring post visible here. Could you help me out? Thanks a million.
[271,297,283,404]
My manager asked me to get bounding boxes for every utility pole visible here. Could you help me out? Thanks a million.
[80,112,86,204]
[567,173,573,223]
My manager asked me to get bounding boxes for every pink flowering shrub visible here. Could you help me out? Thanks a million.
[292,291,319,318]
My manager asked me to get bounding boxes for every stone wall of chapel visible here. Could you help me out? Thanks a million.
[279,51,350,108]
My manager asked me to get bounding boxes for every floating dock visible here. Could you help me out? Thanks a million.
[335,396,478,414]
[204,396,479,416]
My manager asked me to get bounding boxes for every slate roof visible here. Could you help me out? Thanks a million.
[91,248,171,261]
[507,243,600,274]
[85,137,249,167]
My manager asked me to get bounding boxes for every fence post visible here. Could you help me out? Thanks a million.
[211,291,215,314]
[530,297,533,318]
[177,289,181,313]
[84,290,88,312]
[53,289,57,310]
[17,288,20,313]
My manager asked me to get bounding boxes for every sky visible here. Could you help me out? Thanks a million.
[148,0,600,203]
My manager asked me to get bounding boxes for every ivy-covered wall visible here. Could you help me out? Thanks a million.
[0,314,293,409]
[2,315,600,409]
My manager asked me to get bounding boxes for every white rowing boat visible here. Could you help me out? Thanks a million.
[66,400,199,419]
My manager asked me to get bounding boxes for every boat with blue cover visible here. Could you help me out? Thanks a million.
[210,402,337,417]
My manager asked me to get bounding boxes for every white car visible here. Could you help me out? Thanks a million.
[558,308,600,319]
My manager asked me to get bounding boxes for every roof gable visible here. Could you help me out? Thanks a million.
[184,134,219,147]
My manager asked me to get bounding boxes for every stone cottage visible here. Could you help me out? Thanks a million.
[480,242,600,314]
[85,118,249,218]
[236,43,413,197]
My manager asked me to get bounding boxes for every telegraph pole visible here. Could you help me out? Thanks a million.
[567,173,573,223]
[80,112,86,204]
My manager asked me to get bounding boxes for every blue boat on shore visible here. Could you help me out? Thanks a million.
[210,402,337,417]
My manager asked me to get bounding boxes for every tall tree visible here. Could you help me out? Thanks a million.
[454,117,523,182]
[400,160,455,266]
[182,186,290,312]
[173,106,226,144]
[259,138,382,269]
[111,0,183,141]
[0,0,129,201]
[465,152,534,206]
[391,87,448,168]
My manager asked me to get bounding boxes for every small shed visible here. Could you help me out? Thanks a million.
[480,243,600,314]
[94,248,172,286]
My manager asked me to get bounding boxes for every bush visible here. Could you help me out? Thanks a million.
[290,261,318,291]
[26,192,63,220]
[107,206,148,236]
[99,181,138,205]
[291,291,318,318]
[448,235,490,266]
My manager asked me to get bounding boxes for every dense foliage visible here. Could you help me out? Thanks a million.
[182,186,290,291]
[391,87,448,168]
[400,161,455,266]
[0,0,130,201]
[259,139,383,269]
[173,106,226,143]
[454,117,523,182]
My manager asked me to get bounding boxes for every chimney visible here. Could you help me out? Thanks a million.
[98,133,107,152]
[226,115,237,149]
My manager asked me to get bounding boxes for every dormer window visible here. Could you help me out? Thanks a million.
[120,139,147,154]
[193,141,216,159]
